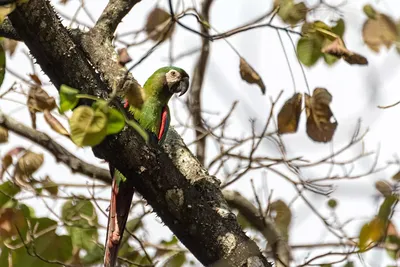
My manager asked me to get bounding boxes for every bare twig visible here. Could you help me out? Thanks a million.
[188,0,214,165]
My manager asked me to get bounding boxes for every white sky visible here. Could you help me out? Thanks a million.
[1,0,400,266]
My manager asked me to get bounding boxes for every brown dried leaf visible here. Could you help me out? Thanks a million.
[392,171,400,181]
[3,38,18,56]
[29,74,42,86]
[362,14,397,52]
[321,38,368,65]
[117,48,132,66]
[0,208,25,237]
[44,109,69,136]
[277,93,303,134]
[27,86,56,129]
[0,126,8,143]
[1,147,26,180]
[375,180,393,197]
[239,57,266,94]
[145,7,175,41]
[305,88,337,142]
[15,151,44,178]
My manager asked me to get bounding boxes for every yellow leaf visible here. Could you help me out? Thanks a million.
[0,4,15,24]
[277,93,303,134]
[359,217,385,250]
[239,57,266,94]
[305,88,337,142]
[44,110,69,137]
[69,106,108,147]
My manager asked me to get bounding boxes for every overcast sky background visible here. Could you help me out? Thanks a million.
[1,0,400,266]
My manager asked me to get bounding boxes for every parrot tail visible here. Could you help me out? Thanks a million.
[104,168,135,267]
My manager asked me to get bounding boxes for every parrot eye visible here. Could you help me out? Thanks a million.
[170,70,177,76]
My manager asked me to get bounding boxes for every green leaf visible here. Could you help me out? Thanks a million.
[42,176,58,196]
[343,261,354,267]
[106,108,125,135]
[297,35,323,66]
[161,236,179,246]
[164,252,186,267]
[61,199,99,251]
[327,198,337,209]
[378,195,398,221]
[332,19,345,37]
[81,244,104,264]
[0,181,20,207]
[363,4,377,19]
[69,106,108,147]
[59,85,79,113]
[323,53,339,65]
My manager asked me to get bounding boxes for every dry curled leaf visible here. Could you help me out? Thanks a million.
[0,126,8,143]
[117,48,132,66]
[305,88,337,142]
[145,7,175,41]
[44,109,69,136]
[375,180,393,197]
[239,57,266,94]
[0,147,25,180]
[362,13,397,52]
[14,151,44,179]
[277,93,303,134]
[27,86,56,129]
[322,38,368,65]
[29,74,42,85]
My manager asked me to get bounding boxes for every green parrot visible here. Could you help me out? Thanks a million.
[104,66,189,267]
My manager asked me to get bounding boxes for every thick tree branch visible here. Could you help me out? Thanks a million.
[7,0,271,266]
[188,0,213,165]
[0,19,21,40]
[0,109,111,183]
[94,0,141,41]
[224,190,291,267]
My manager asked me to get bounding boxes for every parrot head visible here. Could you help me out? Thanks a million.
[143,66,190,103]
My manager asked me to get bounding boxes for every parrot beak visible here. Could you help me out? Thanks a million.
[171,76,189,96]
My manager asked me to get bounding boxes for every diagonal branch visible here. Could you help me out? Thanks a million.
[188,0,213,165]
[224,190,291,267]
[94,0,141,41]
[0,109,111,183]
[7,0,272,266]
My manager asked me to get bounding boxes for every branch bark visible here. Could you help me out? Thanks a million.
[0,109,111,183]
[7,1,272,266]
[0,19,20,40]
[188,0,213,165]
[224,191,291,267]
[94,0,141,41]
